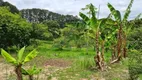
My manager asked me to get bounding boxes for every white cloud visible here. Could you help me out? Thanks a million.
[3,0,142,19]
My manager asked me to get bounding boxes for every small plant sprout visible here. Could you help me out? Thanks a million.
[22,65,42,80]
[1,46,38,80]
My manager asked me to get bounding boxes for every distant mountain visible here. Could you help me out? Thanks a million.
[20,8,80,23]
[0,0,80,27]
[0,0,3,5]
[0,0,19,14]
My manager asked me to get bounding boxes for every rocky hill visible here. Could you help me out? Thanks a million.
[0,0,80,25]
[20,8,80,23]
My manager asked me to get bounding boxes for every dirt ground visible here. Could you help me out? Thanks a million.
[45,59,73,67]
[0,58,73,80]
[0,57,130,80]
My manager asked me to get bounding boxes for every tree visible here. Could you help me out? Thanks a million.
[0,7,32,49]
[30,23,51,40]
[53,23,86,50]
[43,20,60,39]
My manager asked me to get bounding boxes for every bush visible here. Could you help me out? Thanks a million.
[127,22,142,50]
[128,50,142,80]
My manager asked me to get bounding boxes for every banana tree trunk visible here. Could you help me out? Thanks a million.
[111,23,123,64]
[94,30,104,71]
[117,23,123,61]
[101,40,105,62]
[29,75,33,80]
[96,31,99,55]
[15,64,23,80]
[95,52,103,70]
[123,33,127,58]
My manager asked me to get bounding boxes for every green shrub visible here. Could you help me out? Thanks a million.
[128,50,142,80]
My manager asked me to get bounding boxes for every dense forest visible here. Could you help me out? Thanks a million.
[0,0,142,80]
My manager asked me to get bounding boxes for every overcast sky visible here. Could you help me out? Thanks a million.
[3,0,142,19]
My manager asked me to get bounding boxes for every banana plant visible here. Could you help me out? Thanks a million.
[100,15,119,62]
[107,0,134,63]
[1,46,38,80]
[79,3,107,71]
[22,65,42,80]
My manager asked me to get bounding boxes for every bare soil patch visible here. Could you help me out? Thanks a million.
[45,59,73,67]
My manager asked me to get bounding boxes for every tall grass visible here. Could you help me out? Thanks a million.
[72,56,95,70]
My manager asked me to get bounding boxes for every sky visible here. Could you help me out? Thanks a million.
[3,0,142,19]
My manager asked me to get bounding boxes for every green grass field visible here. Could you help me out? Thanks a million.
[0,41,137,80]
[30,41,129,80]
